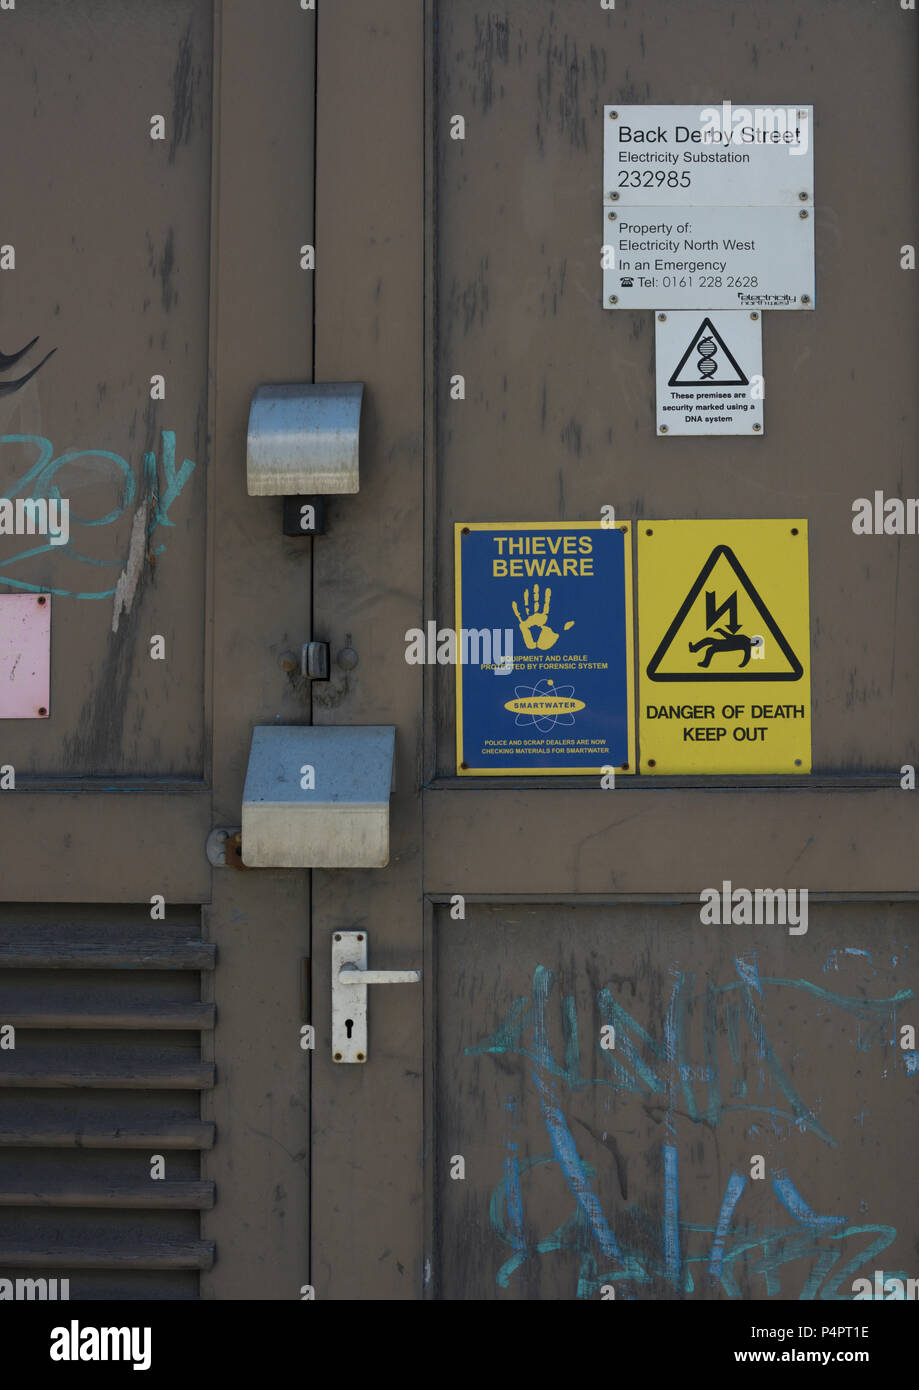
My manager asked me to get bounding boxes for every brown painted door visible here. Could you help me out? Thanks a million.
[0,1,314,1299]
[311,1,919,1301]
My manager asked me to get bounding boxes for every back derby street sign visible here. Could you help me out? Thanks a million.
[603,103,815,311]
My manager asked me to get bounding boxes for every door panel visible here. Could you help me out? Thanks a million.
[1,0,315,1297]
[434,902,917,1301]
[310,0,918,1303]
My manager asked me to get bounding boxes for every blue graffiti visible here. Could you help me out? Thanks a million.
[0,430,196,597]
[471,962,912,1299]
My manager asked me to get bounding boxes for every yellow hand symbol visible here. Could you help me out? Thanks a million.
[511,585,575,651]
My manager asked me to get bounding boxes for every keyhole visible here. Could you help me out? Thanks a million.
[345,1019,354,1039]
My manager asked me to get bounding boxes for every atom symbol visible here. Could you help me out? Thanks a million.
[512,678,578,733]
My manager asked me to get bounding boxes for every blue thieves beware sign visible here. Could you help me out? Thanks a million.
[454,522,635,775]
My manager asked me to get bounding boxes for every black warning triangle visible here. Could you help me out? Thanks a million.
[646,545,803,682]
[668,317,749,387]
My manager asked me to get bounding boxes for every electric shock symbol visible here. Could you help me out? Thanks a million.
[668,318,748,388]
[647,546,803,683]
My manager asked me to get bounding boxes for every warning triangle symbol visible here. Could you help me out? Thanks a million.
[668,317,749,387]
[646,545,803,682]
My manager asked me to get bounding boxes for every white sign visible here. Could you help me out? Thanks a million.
[604,104,813,205]
[655,311,764,436]
[602,102,815,310]
[604,205,814,310]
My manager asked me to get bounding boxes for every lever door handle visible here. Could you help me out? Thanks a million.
[338,965,421,986]
[331,932,421,1063]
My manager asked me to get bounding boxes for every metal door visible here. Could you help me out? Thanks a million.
[310,0,919,1301]
[0,0,314,1299]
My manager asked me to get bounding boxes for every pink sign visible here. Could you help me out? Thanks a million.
[0,595,51,718]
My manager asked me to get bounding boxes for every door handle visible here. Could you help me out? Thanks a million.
[331,931,421,1063]
[338,966,421,986]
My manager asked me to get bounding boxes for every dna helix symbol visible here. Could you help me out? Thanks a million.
[696,334,718,379]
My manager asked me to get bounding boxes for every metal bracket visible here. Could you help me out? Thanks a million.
[205,828,248,870]
[301,641,330,680]
[331,931,421,1063]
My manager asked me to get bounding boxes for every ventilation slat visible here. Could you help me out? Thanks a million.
[0,942,215,970]
[0,1239,215,1270]
[0,1003,215,1030]
[0,905,212,1298]
[0,1119,215,1149]
[0,1059,215,1089]
[0,1181,214,1209]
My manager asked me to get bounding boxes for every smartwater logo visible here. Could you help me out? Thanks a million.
[0,497,70,546]
[50,1321,151,1372]
[699,880,808,934]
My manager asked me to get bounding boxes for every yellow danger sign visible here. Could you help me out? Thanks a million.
[638,520,810,773]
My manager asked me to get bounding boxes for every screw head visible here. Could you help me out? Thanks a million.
[657,313,667,322]
[356,1052,366,1062]
[334,1052,342,1062]
[800,294,811,304]
[798,191,809,201]
[609,110,618,119]
[799,209,809,219]
[659,425,669,434]
[752,423,762,432]
[609,295,618,304]
[647,759,656,768]
[37,706,47,716]
[608,211,617,221]
[37,595,47,606]
[749,311,759,320]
